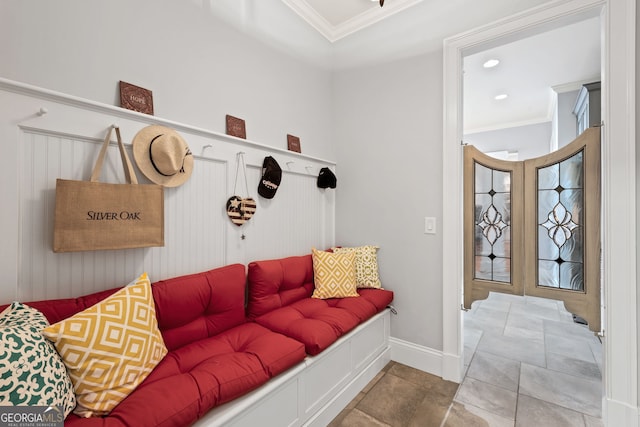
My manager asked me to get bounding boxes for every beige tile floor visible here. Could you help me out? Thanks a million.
[328,361,460,427]
[330,292,604,427]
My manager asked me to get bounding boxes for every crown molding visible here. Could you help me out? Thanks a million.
[551,75,600,93]
[281,0,425,42]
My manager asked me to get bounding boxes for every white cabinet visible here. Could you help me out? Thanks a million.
[573,81,601,135]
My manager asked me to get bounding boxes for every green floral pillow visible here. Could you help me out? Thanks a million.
[332,245,383,289]
[0,302,76,417]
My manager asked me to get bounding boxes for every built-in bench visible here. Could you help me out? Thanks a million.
[1,251,393,426]
[194,309,391,427]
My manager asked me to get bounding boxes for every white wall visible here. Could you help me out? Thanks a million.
[636,3,640,412]
[0,0,337,303]
[0,0,452,354]
[333,52,444,350]
[557,90,580,148]
[464,122,553,160]
[0,0,334,161]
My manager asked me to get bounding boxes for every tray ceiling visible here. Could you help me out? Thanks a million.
[281,0,425,42]
[204,1,601,135]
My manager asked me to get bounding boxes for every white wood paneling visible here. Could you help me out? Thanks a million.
[0,79,336,303]
[303,342,352,416]
[193,310,391,427]
[242,165,335,263]
[17,128,228,301]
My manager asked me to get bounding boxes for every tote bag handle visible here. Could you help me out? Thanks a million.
[90,126,138,184]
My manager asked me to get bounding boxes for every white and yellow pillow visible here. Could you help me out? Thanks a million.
[311,248,359,299]
[332,245,382,289]
[42,273,167,417]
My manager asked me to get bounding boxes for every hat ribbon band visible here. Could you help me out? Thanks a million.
[179,147,192,173]
[149,134,192,177]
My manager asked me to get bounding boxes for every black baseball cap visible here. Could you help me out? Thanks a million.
[317,167,337,189]
[258,156,282,199]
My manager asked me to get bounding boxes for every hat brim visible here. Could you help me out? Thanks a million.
[132,125,193,187]
[258,184,277,199]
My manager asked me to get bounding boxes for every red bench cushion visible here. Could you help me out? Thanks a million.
[254,288,393,356]
[152,264,248,351]
[64,322,306,427]
[0,288,121,325]
[248,254,394,355]
[247,255,314,319]
[327,288,395,320]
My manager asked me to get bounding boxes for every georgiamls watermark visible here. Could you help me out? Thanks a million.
[0,406,63,427]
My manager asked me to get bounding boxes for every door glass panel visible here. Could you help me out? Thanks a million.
[492,170,511,193]
[492,240,510,259]
[538,259,559,287]
[474,162,511,283]
[474,204,493,256]
[538,164,559,190]
[475,257,492,280]
[561,262,584,291]
[475,163,493,193]
[560,153,584,189]
[560,189,584,263]
[537,151,584,291]
[538,228,559,262]
[492,258,511,283]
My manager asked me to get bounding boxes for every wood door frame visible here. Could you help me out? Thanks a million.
[442,0,637,425]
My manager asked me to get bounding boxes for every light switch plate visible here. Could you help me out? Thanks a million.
[424,217,436,234]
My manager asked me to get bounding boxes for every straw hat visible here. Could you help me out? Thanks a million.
[132,125,193,187]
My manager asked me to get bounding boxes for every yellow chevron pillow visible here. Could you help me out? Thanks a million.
[311,248,359,299]
[42,273,167,418]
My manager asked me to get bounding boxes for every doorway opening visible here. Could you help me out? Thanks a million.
[454,14,604,423]
[442,1,637,425]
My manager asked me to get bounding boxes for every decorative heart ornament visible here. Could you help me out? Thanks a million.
[226,195,256,226]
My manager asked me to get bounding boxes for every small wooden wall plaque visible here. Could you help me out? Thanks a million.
[287,134,301,153]
[226,115,246,139]
[119,81,154,115]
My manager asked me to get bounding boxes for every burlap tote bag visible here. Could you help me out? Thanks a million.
[53,127,164,252]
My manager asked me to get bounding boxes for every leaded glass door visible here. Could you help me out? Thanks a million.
[463,145,524,308]
[523,127,600,332]
[464,128,601,332]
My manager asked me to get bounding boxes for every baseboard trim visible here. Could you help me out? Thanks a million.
[604,396,639,427]
[389,337,443,377]
[441,351,463,383]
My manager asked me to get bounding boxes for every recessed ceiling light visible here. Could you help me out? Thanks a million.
[483,59,500,68]
[494,94,508,100]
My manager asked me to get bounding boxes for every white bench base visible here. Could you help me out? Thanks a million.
[193,309,392,427]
